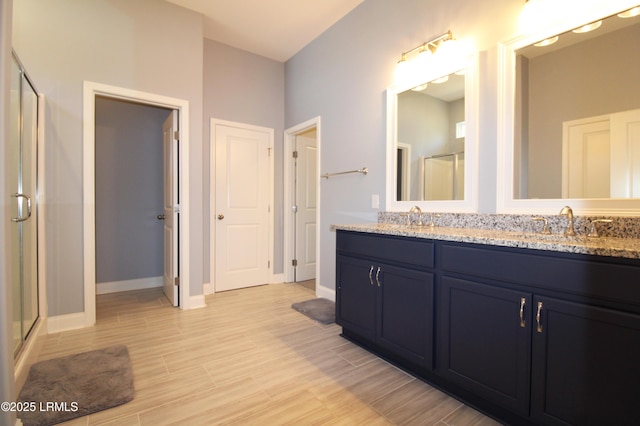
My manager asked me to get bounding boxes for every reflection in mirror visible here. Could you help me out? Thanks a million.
[514,10,640,200]
[396,72,465,201]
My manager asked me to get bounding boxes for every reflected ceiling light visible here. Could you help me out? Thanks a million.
[618,6,640,18]
[534,36,559,47]
[432,76,449,84]
[411,83,428,91]
[454,69,466,76]
[572,20,602,33]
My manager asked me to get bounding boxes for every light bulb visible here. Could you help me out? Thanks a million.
[618,7,640,18]
[572,20,601,33]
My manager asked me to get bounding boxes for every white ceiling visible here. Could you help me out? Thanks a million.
[166,0,364,62]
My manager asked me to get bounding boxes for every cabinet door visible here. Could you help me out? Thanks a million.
[336,255,377,342]
[438,276,532,416]
[531,297,640,426]
[378,264,434,370]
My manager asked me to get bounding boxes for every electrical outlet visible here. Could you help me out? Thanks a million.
[371,194,379,209]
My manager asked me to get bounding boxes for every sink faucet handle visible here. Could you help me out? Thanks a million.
[587,219,613,238]
[427,213,441,227]
[532,217,551,234]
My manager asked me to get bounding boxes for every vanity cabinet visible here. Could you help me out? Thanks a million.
[336,231,434,371]
[438,242,640,426]
[438,276,531,416]
[336,229,640,426]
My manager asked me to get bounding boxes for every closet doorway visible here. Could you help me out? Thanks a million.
[94,98,173,303]
[83,82,192,327]
[284,117,320,287]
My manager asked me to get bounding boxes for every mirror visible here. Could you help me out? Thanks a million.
[397,73,465,201]
[498,2,640,215]
[386,53,478,212]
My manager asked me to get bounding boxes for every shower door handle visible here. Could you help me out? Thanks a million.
[11,193,32,222]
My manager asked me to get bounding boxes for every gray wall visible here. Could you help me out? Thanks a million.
[285,0,520,294]
[95,97,170,284]
[1,0,16,423]
[203,39,285,279]
[13,0,204,314]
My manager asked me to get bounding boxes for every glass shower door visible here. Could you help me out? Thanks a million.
[10,53,39,356]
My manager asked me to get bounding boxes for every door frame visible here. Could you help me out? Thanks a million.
[209,118,275,294]
[83,81,191,327]
[284,117,321,285]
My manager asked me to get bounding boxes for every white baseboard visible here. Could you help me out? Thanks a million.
[47,312,86,334]
[316,285,335,302]
[14,318,47,393]
[203,282,213,295]
[271,273,285,284]
[188,295,206,309]
[97,276,163,295]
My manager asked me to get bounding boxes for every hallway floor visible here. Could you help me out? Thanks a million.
[36,284,501,425]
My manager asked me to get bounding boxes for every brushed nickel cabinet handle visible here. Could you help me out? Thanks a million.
[375,267,381,287]
[536,301,543,333]
[520,297,526,328]
[369,266,374,286]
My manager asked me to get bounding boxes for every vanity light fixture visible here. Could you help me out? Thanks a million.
[432,75,450,84]
[572,20,602,33]
[618,6,640,18]
[394,30,455,85]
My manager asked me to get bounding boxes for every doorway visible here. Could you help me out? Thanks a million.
[94,98,173,303]
[83,82,192,327]
[284,117,320,289]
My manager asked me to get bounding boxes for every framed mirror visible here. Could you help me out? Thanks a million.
[386,51,478,212]
[498,1,640,215]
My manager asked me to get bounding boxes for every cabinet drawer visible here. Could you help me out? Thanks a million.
[440,243,640,306]
[337,230,434,269]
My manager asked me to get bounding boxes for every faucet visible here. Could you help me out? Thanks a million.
[408,205,423,226]
[559,206,576,236]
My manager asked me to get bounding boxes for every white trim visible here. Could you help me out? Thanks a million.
[203,282,213,295]
[47,312,86,334]
[14,318,46,393]
[83,81,191,328]
[36,94,48,321]
[386,53,479,213]
[496,0,640,216]
[96,276,163,295]
[188,295,206,309]
[316,285,335,303]
[209,118,275,294]
[283,117,321,287]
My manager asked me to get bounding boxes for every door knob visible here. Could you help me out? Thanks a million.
[157,214,165,220]
[217,214,224,220]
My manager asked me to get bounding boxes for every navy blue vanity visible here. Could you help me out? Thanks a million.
[335,225,640,426]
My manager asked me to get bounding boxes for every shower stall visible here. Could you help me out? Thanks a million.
[9,51,40,357]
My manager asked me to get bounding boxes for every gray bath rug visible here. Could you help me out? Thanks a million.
[18,345,134,426]
[292,298,335,324]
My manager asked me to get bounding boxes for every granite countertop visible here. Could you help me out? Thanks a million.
[332,222,640,260]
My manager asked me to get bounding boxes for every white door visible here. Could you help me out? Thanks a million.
[214,121,271,292]
[562,115,611,198]
[610,109,640,198]
[294,132,317,282]
[162,111,179,306]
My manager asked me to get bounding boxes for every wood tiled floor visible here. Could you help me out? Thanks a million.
[34,283,502,425]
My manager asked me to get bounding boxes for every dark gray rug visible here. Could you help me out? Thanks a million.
[292,298,335,324]
[18,345,134,426]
